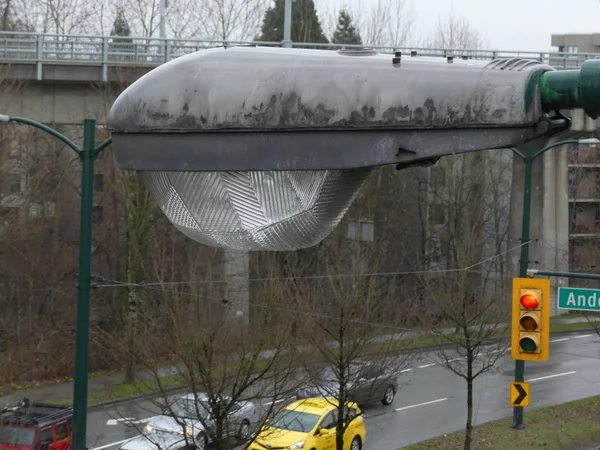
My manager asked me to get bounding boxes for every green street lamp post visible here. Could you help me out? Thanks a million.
[0,115,112,450]
[509,136,600,429]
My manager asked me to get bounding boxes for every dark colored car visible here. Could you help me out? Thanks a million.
[296,361,398,406]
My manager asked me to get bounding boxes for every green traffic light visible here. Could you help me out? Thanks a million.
[520,337,537,352]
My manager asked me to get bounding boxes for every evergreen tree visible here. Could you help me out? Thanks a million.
[332,9,362,45]
[111,8,132,43]
[257,0,328,46]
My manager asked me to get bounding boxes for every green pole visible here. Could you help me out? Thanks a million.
[512,142,533,429]
[508,138,583,430]
[72,119,97,450]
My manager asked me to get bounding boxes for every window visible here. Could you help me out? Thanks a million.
[430,203,446,226]
[346,220,374,242]
[344,406,359,422]
[431,165,446,189]
[1,174,21,194]
[93,206,103,224]
[566,45,578,54]
[95,173,104,192]
[45,202,56,217]
[320,410,338,430]
[0,427,36,446]
[29,204,41,217]
[39,428,53,449]
[55,422,68,441]
[269,410,321,433]
[361,221,374,242]
[358,365,379,381]
[28,202,55,218]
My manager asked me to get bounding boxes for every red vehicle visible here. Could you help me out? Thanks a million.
[0,399,72,450]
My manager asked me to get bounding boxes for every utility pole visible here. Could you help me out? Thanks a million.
[509,137,600,429]
[159,0,166,39]
[283,0,292,48]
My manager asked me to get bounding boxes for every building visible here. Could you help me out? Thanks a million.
[551,33,600,54]
[550,33,600,68]
[568,141,600,288]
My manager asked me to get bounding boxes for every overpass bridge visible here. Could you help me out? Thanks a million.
[1,31,600,124]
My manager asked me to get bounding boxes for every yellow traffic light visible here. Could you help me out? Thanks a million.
[511,278,550,361]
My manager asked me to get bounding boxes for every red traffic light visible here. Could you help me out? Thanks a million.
[520,293,539,309]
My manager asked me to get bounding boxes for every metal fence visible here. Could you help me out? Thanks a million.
[2,31,600,81]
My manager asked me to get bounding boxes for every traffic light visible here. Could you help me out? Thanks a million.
[511,277,551,361]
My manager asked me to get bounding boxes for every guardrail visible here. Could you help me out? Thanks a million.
[2,31,600,81]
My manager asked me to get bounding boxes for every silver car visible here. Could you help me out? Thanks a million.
[144,393,256,449]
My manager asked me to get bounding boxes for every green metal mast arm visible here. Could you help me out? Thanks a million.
[2,115,82,154]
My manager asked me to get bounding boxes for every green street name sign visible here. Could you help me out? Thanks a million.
[558,287,600,311]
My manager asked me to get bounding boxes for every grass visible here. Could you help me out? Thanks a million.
[52,373,186,406]
[51,356,281,406]
[404,395,600,450]
[553,311,591,319]
[551,321,599,333]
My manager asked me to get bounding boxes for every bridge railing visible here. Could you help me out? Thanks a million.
[2,31,600,81]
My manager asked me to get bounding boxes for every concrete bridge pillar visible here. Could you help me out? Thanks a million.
[222,249,250,326]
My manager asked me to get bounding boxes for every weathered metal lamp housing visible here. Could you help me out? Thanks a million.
[108,46,600,251]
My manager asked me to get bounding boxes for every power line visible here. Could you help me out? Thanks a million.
[117,280,423,333]
[90,241,529,335]
[94,273,511,346]
[95,240,530,289]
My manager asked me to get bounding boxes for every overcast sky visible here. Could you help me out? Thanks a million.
[320,0,600,52]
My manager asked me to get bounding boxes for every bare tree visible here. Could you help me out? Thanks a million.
[0,124,86,386]
[121,171,155,383]
[12,0,99,35]
[117,0,160,37]
[422,273,509,450]
[322,0,416,47]
[169,0,268,41]
[102,250,300,450]
[417,152,511,450]
[285,233,417,450]
[426,9,488,50]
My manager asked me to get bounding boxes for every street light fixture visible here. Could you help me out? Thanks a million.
[0,115,111,450]
[108,47,600,252]
[509,136,600,429]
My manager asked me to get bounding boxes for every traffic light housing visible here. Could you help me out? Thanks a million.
[512,277,551,361]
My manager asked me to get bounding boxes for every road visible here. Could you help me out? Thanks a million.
[86,331,600,450]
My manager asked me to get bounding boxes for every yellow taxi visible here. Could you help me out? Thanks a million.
[248,397,366,450]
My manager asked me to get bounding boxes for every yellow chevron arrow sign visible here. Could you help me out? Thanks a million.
[510,382,530,407]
